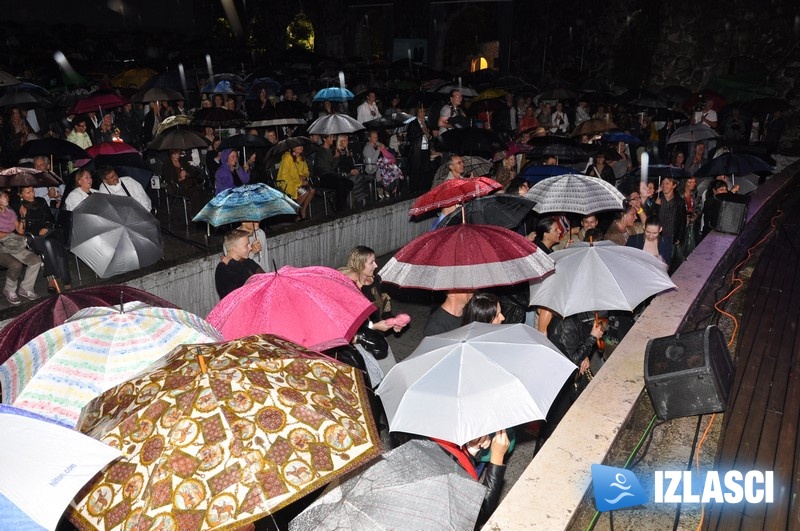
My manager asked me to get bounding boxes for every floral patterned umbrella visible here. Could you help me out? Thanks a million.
[67,334,381,531]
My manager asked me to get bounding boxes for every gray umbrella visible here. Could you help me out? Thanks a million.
[432,155,492,186]
[289,439,486,531]
[70,194,162,278]
[307,113,365,135]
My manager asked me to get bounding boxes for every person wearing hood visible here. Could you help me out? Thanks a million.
[215,148,251,195]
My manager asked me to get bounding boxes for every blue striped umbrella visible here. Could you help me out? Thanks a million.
[313,87,355,102]
[193,183,300,226]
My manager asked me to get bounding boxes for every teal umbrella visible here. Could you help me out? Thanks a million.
[193,183,299,226]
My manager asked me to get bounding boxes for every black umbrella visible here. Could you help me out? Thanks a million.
[148,127,210,151]
[191,107,248,128]
[528,139,589,162]
[218,134,271,151]
[0,91,41,109]
[0,69,20,87]
[694,153,773,177]
[131,87,184,103]
[264,137,315,166]
[18,138,90,160]
[438,128,504,156]
[0,167,62,188]
[439,194,536,229]
[363,116,409,130]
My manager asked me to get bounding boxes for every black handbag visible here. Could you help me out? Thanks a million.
[355,327,389,360]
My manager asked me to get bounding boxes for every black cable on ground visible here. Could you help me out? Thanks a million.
[672,415,705,531]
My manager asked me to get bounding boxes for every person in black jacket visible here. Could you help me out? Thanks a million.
[215,229,264,299]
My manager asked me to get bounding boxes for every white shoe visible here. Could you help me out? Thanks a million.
[3,287,20,305]
[17,289,39,301]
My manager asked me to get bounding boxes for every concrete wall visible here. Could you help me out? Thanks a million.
[120,199,428,319]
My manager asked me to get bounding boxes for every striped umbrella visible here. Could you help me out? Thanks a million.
[525,173,626,215]
[0,301,222,428]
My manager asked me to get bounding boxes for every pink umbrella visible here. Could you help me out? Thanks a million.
[85,141,139,157]
[206,266,377,350]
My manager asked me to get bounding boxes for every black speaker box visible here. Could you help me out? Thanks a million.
[644,326,734,420]
[715,193,749,235]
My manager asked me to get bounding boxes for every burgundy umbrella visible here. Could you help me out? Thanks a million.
[379,224,555,290]
[86,141,139,157]
[0,285,177,366]
[71,93,127,115]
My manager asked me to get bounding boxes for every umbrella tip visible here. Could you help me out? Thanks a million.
[272,259,278,273]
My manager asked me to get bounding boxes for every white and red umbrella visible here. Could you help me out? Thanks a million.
[379,224,555,290]
[409,176,502,216]
[206,266,376,350]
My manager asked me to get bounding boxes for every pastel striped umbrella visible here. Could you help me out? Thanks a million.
[0,301,222,428]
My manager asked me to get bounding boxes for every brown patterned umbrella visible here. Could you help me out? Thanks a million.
[68,334,381,531]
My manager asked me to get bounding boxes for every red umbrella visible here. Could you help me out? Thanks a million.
[71,92,127,115]
[206,266,377,350]
[0,285,177,366]
[85,141,139,157]
[409,176,502,216]
[378,224,555,290]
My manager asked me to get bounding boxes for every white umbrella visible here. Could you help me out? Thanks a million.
[0,405,121,531]
[528,241,677,317]
[375,322,577,446]
[307,113,365,135]
[525,173,625,214]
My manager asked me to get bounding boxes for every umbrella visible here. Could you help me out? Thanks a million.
[0,69,20,87]
[433,155,493,185]
[694,152,773,177]
[519,164,574,183]
[313,87,355,102]
[494,142,532,161]
[438,128,504,156]
[473,87,508,102]
[0,405,121,531]
[206,266,376,349]
[379,224,555,290]
[0,284,177,366]
[218,133,271,151]
[153,114,192,136]
[667,123,719,144]
[147,127,210,151]
[525,173,626,214]
[191,107,248,128]
[130,86,183,103]
[110,67,158,89]
[246,77,282,98]
[264,136,316,166]
[86,141,139,157]
[0,167,61,188]
[307,113,365,135]
[539,87,578,101]
[289,439,486,531]
[528,140,589,162]
[17,138,90,160]
[70,194,163,278]
[67,335,381,531]
[249,117,307,128]
[362,116,408,130]
[528,241,677,316]
[435,84,478,98]
[409,176,502,216]
[71,92,127,115]
[571,118,618,137]
[193,183,299,226]
[0,301,222,427]
[376,322,577,445]
[438,194,537,229]
[0,91,41,109]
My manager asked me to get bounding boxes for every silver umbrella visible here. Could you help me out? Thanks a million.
[289,439,486,531]
[70,194,162,278]
[307,113,365,135]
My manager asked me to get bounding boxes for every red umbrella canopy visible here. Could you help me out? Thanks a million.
[206,266,377,350]
[379,224,556,290]
[0,285,177,365]
[71,92,127,115]
[409,177,502,216]
[86,141,139,157]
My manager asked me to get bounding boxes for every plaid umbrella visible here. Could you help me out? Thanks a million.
[379,224,555,290]
[68,335,381,531]
[290,440,486,531]
[0,301,222,427]
[193,183,299,226]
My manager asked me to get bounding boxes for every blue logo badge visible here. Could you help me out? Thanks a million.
[591,464,647,511]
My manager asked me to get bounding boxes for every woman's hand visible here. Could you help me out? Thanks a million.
[38,228,48,236]
[18,205,27,218]
[372,320,393,332]
[579,357,591,375]
[489,430,510,466]
[250,240,262,253]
